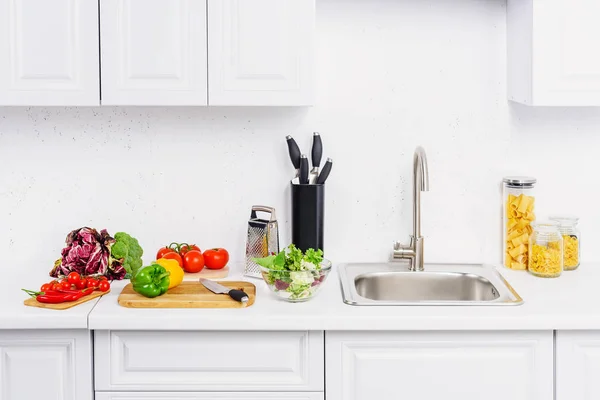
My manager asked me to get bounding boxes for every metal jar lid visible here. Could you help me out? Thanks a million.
[502,176,537,188]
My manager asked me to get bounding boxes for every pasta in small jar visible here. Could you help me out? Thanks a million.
[503,177,536,270]
[528,221,563,278]
[549,216,580,271]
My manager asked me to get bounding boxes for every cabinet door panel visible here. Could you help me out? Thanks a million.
[0,330,92,400]
[208,0,314,105]
[96,392,324,400]
[95,330,324,391]
[556,331,600,400]
[100,0,207,105]
[533,0,600,105]
[0,0,99,105]
[326,331,553,400]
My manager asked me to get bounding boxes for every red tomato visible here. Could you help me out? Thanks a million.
[52,282,62,291]
[179,244,201,256]
[74,278,87,290]
[60,280,72,291]
[203,248,229,270]
[156,247,176,259]
[182,250,204,273]
[162,251,183,267]
[97,275,108,281]
[86,278,99,289]
[67,272,81,285]
[98,280,110,292]
[40,283,53,292]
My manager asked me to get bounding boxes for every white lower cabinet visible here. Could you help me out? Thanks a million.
[95,393,323,400]
[326,331,554,400]
[556,330,600,400]
[0,329,93,400]
[94,330,324,392]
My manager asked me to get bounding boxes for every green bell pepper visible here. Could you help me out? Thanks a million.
[132,264,171,298]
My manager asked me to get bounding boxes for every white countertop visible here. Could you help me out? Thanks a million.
[4,264,600,331]
[0,271,100,330]
[87,263,600,331]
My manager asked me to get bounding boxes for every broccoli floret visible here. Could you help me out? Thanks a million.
[111,232,144,276]
[111,241,129,260]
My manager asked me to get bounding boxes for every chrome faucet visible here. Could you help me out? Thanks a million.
[392,146,430,271]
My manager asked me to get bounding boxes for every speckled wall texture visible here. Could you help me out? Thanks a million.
[1,0,599,274]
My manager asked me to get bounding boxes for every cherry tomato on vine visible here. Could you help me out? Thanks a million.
[179,244,201,256]
[162,251,183,267]
[182,250,204,273]
[60,280,72,291]
[74,278,87,290]
[156,247,176,259]
[67,272,81,285]
[86,278,99,289]
[98,280,110,292]
[40,283,53,292]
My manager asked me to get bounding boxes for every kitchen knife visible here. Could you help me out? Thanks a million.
[200,279,249,303]
[299,154,309,184]
[316,158,333,184]
[309,132,322,184]
[286,135,302,178]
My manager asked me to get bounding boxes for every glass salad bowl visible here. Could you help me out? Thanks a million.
[258,259,332,302]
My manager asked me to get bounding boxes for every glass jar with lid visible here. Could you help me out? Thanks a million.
[528,221,563,278]
[503,176,536,270]
[549,216,580,271]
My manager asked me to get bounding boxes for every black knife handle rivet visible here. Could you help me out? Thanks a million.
[229,289,249,303]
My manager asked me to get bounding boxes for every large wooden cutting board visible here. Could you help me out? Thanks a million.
[24,290,110,310]
[118,281,255,308]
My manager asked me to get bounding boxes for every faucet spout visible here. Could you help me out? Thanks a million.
[393,146,429,271]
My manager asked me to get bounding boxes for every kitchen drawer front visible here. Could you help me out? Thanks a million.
[96,392,324,400]
[95,330,324,392]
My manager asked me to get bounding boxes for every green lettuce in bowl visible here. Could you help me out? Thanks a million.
[253,245,332,302]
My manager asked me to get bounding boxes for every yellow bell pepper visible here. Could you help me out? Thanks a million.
[155,258,184,289]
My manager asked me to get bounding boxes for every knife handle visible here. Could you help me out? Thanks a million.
[316,158,333,184]
[299,154,309,184]
[229,290,249,303]
[311,132,322,169]
[286,135,301,169]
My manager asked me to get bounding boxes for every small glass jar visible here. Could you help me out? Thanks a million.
[528,221,563,278]
[503,176,536,271]
[549,216,580,271]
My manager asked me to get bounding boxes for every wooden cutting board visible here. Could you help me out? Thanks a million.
[118,281,255,308]
[184,265,229,280]
[24,290,110,310]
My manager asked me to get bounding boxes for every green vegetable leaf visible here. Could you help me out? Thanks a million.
[304,248,323,267]
[253,255,275,268]
[273,250,286,269]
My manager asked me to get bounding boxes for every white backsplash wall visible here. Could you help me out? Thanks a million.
[1,0,599,275]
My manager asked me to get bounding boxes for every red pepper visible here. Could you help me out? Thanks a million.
[22,288,80,304]
[36,293,72,304]
[80,287,94,296]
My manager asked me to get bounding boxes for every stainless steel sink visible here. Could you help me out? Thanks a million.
[340,263,523,306]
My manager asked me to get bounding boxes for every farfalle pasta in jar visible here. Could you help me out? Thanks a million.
[503,177,536,270]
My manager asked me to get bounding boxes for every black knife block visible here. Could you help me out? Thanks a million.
[291,182,324,253]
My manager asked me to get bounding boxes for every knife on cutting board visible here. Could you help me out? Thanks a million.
[200,279,249,303]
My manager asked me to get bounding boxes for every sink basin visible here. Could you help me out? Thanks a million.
[339,263,523,306]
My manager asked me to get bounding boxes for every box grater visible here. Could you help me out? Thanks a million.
[245,205,280,278]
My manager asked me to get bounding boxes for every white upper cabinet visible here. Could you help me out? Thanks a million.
[208,0,315,106]
[0,0,100,106]
[508,0,600,106]
[100,0,208,105]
